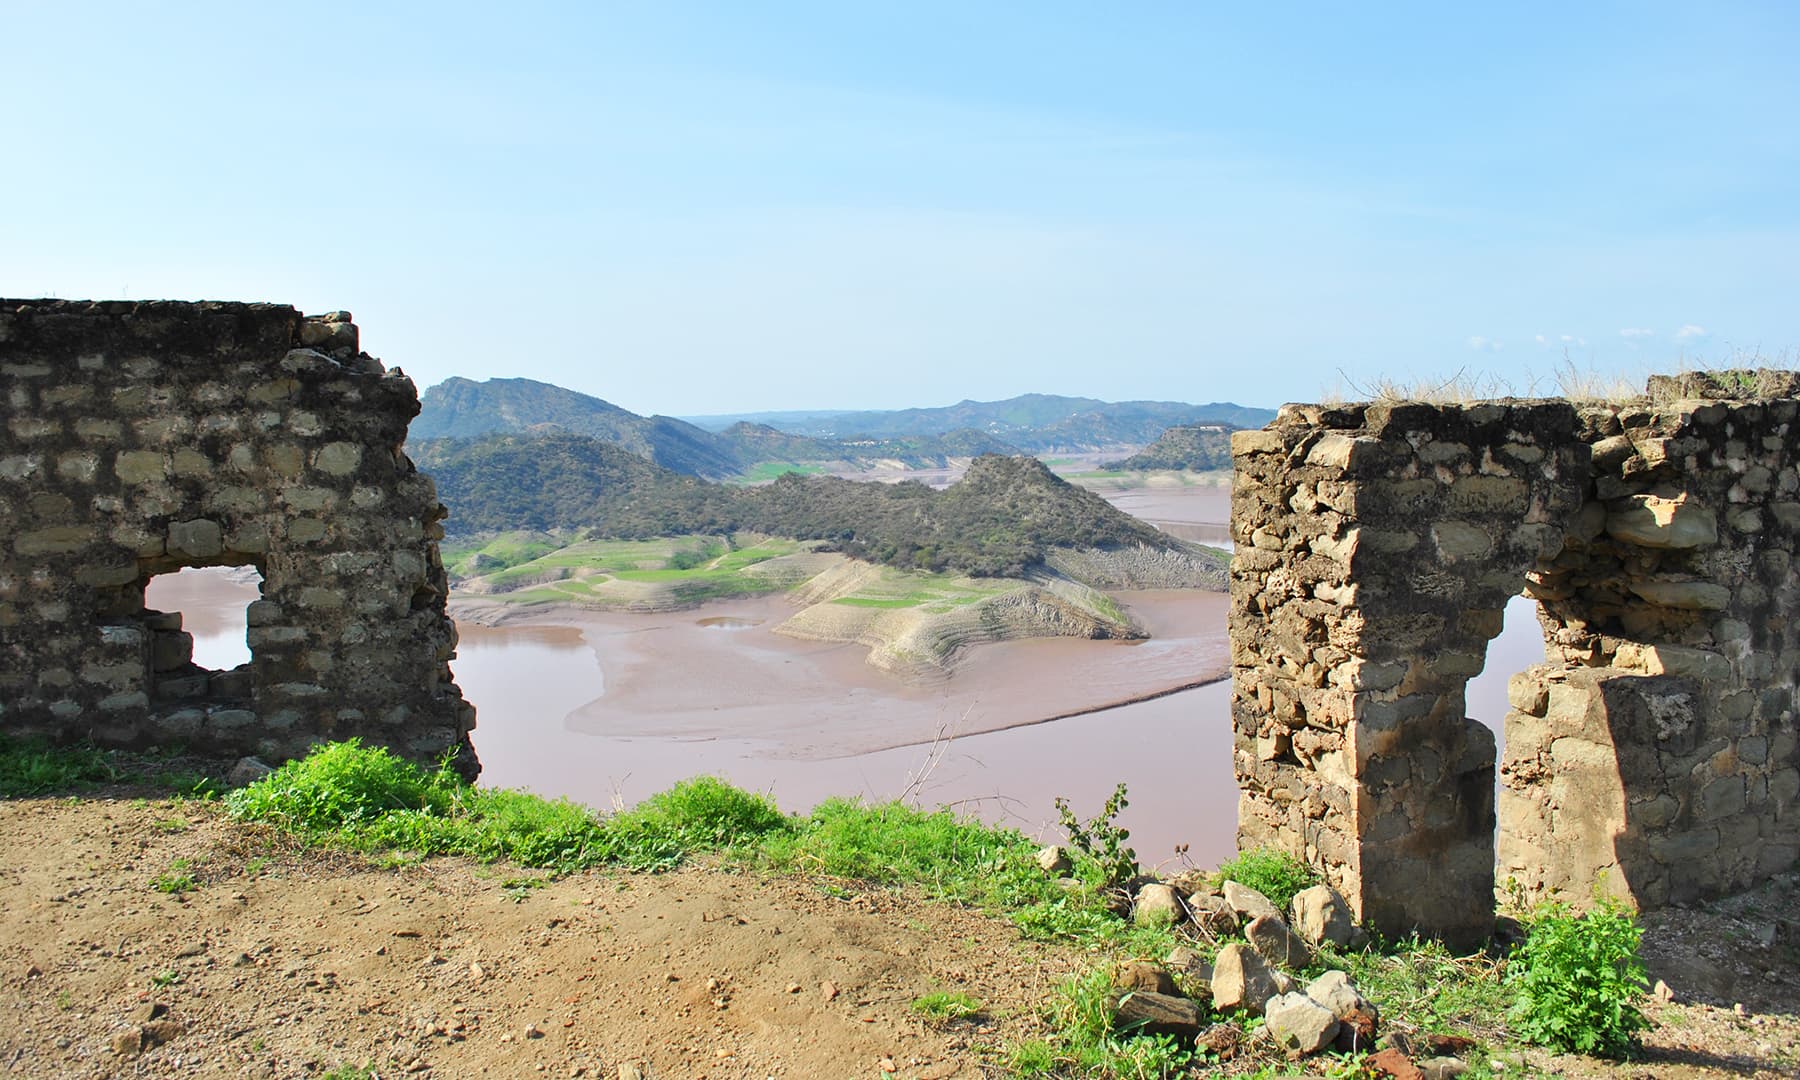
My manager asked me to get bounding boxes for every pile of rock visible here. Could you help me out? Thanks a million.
[1029,850,1480,1075]
[1090,870,1370,1047]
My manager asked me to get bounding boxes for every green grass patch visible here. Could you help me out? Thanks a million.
[151,858,200,894]
[1011,966,1196,1078]
[465,534,804,606]
[1333,935,1510,1042]
[225,742,794,875]
[0,735,123,797]
[730,461,830,484]
[912,990,983,1021]
[1216,846,1318,912]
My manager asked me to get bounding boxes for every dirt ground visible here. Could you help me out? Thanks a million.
[1,794,1797,1079]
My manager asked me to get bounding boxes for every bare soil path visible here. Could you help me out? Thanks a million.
[0,797,1077,1078]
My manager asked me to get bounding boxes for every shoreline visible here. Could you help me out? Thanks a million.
[817,671,1232,758]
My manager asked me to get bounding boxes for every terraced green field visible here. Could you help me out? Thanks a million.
[825,568,1017,612]
[448,533,808,607]
[727,461,830,484]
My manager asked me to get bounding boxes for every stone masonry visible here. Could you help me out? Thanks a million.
[0,300,477,775]
[1231,374,1800,946]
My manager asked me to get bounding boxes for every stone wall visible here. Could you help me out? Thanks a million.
[1230,375,1800,946]
[0,300,477,775]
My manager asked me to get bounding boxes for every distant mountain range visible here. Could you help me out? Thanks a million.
[681,393,1275,451]
[413,378,1274,480]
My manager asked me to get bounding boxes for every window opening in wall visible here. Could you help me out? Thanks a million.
[1466,593,1550,752]
[143,566,262,689]
[1466,591,1552,831]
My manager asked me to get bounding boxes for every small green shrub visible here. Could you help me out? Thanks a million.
[1505,898,1649,1057]
[225,739,459,830]
[1055,783,1139,889]
[1216,847,1317,911]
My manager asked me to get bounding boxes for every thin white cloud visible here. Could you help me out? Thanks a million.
[1674,324,1707,340]
[1467,335,1502,351]
[1620,327,1655,340]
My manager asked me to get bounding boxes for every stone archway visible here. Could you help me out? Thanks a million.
[1229,380,1800,944]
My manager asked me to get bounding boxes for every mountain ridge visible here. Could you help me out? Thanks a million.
[416,377,1274,474]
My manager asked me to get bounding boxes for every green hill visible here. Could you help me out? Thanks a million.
[416,436,1207,579]
[1111,423,1236,471]
[414,377,742,479]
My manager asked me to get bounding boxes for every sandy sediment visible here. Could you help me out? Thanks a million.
[772,573,1141,675]
[1044,542,1228,589]
[452,544,1222,672]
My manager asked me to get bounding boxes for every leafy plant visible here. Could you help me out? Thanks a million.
[1216,847,1317,912]
[1054,783,1138,889]
[1505,897,1649,1057]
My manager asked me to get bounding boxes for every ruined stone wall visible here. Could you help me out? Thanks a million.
[1230,376,1800,945]
[0,300,477,774]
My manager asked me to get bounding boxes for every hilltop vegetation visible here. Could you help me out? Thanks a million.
[1111,423,1236,472]
[418,436,1211,580]
[413,377,743,478]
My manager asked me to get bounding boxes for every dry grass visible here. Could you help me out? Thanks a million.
[1320,349,1800,407]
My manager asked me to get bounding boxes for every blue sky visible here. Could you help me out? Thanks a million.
[4,2,1797,414]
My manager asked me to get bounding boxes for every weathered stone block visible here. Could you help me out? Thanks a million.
[15,526,95,556]
[113,450,166,484]
[167,519,223,559]
[1607,494,1719,548]
[1629,580,1732,610]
